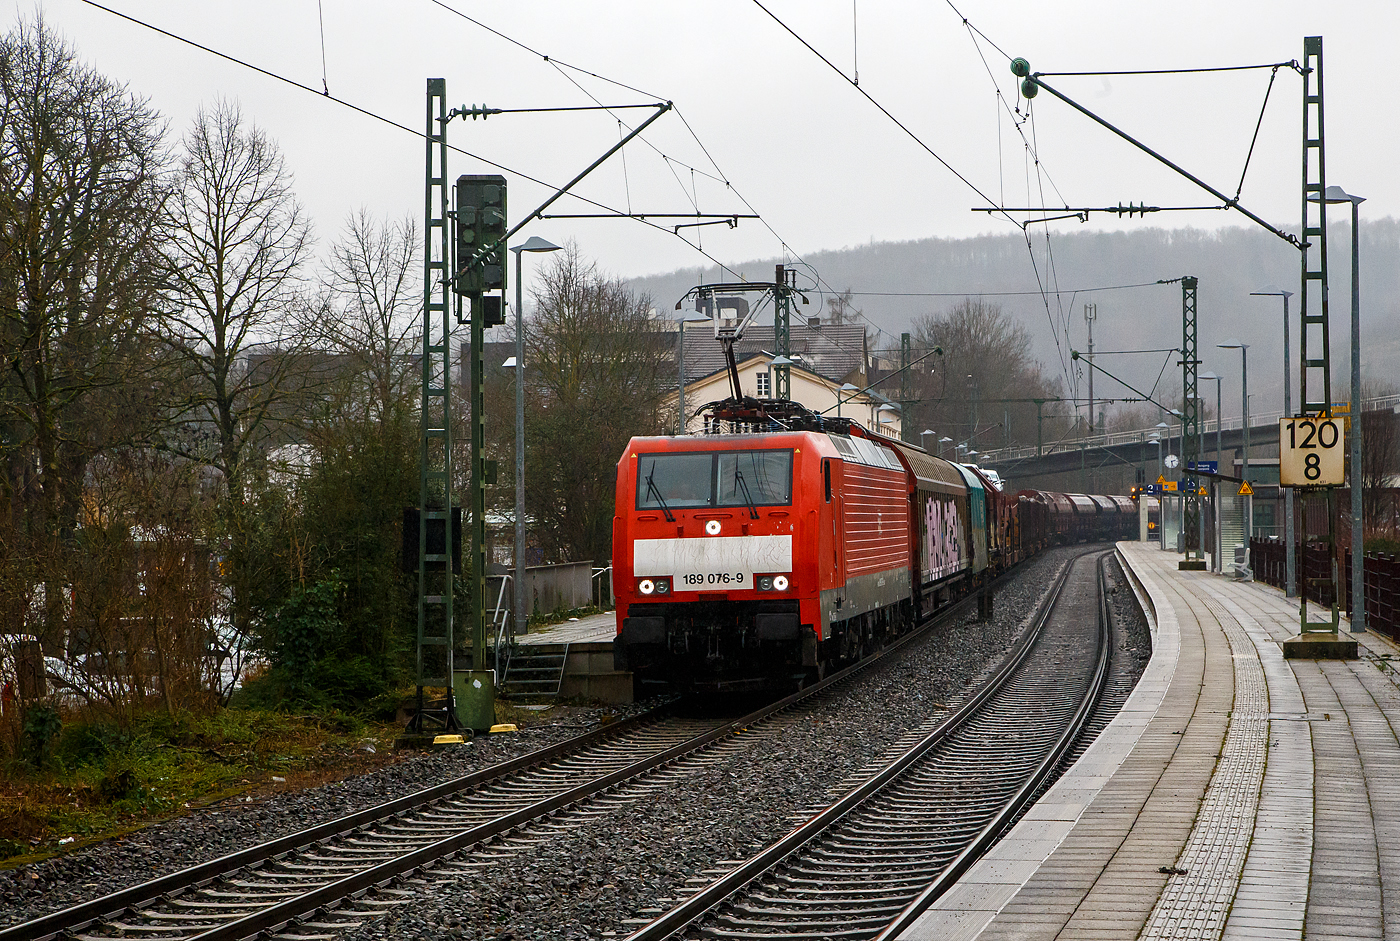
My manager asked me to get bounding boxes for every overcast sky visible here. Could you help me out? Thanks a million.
[32,1,1398,301]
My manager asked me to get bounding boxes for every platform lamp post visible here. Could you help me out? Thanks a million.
[919,429,937,451]
[1251,286,1297,597]
[675,306,711,434]
[1200,372,1222,573]
[508,236,561,638]
[1320,185,1366,631]
[939,436,952,459]
[876,403,898,435]
[1155,421,1170,481]
[1218,340,1252,549]
[836,382,859,418]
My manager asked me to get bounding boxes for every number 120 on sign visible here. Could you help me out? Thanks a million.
[1279,418,1345,486]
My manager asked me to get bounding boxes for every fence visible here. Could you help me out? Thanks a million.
[485,560,595,627]
[1251,539,1400,640]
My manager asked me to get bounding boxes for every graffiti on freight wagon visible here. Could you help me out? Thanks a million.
[923,494,967,582]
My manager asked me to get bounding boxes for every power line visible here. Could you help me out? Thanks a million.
[832,281,1177,298]
[422,0,873,317]
[1036,62,1298,77]
[748,0,1016,229]
[422,0,666,100]
[77,0,752,281]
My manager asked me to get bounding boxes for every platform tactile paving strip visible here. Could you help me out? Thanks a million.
[1138,591,1269,941]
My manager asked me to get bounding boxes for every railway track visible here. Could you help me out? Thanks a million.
[4,573,1006,941]
[623,547,1114,941]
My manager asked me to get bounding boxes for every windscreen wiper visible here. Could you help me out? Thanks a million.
[645,462,675,522]
[733,468,760,520]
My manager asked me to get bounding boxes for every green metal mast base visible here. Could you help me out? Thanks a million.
[453,670,497,732]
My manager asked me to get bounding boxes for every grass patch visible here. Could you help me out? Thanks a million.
[0,707,401,867]
[527,603,607,629]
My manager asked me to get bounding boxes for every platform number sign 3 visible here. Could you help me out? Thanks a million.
[1279,417,1345,487]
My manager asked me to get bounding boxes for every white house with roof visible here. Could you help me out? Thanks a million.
[664,352,902,437]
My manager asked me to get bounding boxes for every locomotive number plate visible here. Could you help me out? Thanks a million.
[678,571,749,588]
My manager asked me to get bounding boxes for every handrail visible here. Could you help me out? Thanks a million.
[591,564,613,608]
[490,574,512,675]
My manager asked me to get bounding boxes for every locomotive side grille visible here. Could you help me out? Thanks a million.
[841,463,911,576]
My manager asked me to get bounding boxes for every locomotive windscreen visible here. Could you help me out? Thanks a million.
[637,450,793,509]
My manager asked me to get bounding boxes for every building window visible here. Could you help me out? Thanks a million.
[756,370,770,398]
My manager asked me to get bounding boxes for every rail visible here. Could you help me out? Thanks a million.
[7,578,991,941]
[624,547,1112,941]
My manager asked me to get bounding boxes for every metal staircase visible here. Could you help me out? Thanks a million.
[499,643,570,699]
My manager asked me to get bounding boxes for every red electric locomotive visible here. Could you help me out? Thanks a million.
[612,415,1141,692]
[612,425,981,691]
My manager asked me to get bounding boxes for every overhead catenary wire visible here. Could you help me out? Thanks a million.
[76,0,753,282]
[425,0,891,342]
[315,0,329,95]
[1035,62,1299,77]
[748,0,1017,230]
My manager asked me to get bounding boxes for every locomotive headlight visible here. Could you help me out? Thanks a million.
[654,578,671,595]
[773,575,789,592]
[757,576,774,591]
[638,578,655,595]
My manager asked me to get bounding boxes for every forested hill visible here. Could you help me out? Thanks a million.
[625,220,1400,418]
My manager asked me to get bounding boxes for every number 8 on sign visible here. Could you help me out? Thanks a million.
[1279,418,1345,487]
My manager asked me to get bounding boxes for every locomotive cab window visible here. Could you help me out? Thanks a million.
[637,450,793,509]
[823,459,832,502]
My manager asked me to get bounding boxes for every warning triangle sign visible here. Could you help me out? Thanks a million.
[1198,486,1208,496]
[1156,475,1166,486]
[1239,480,1255,496]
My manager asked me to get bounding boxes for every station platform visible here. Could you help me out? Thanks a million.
[503,612,631,703]
[513,610,616,646]
[902,541,1400,941]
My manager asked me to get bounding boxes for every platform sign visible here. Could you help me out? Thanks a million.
[1187,460,1217,474]
[1280,417,1345,487]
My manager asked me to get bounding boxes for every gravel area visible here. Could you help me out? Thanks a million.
[344,546,1086,941]
[0,700,660,923]
[1,546,1086,937]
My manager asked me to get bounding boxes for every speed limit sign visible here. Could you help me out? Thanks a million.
[1280,417,1345,486]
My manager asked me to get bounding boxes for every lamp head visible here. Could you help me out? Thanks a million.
[1217,339,1247,350]
[511,235,562,254]
[1322,184,1365,205]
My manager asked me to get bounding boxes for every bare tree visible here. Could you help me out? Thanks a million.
[310,210,420,427]
[523,245,668,564]
[1362,380,1400,533]
[161,99,311,492]
[0,20,168,648]
[908,299,1061,452]
[160,100,310,654]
